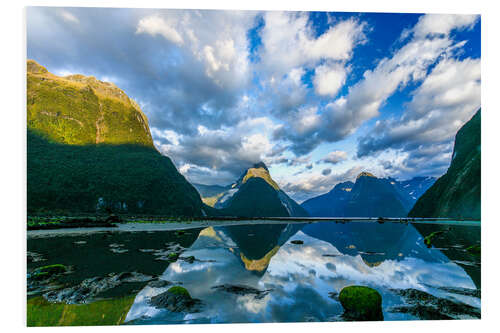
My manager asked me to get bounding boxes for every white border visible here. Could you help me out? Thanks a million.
[1,1,499,332]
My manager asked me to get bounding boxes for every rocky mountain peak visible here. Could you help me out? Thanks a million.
[356,171,376,180]
[252,162,269,171]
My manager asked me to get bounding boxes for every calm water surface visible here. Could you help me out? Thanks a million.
[27,221,481,324]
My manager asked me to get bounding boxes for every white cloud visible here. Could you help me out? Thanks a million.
[259,12,366,76]
[320,150,348,165]
[281,166,363,201]
[357,57,480,161]
[154,116,283,184]
[136,10,255,89]
[59,10,79,24]
[317,13,480,146]
[136,15,184,45]
[412,14,479,39]
[313,62,348,97]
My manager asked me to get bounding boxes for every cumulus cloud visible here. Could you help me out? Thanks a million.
[258,12,366,76]
[356,56,480,177]
[26,8,480,196]
[281,166,363,202]
[136,15,184,45]
[273,13,479,157]
[412,14,479,39]
[155,116,284,184]
[320,150,348,165]
[313,62,348,97]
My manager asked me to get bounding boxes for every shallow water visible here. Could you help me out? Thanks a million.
[27,221,480,325]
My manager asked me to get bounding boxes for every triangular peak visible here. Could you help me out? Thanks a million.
[252,161,269,171]
[356,171,377,180]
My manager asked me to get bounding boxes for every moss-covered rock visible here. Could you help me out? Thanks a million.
[167,252,179,261]
[31,264,67,280]
[339,285,383,321]
[148,286,201,312]
[423,231,445,247]
[167,286,191,298]
[466,244,481,256]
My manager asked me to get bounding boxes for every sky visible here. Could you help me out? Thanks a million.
[27,7,481,202]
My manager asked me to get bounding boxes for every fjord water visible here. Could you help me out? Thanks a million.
[27,220,480,325]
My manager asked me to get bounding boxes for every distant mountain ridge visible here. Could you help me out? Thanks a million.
[409,110,481,219]
[27,60,205,216]
[301,174,436,217]
[192,183,232,207]
[213,162,308,218]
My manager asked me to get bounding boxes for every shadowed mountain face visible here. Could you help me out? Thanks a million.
[302,173,434,218]
[301,181,354,217]
[345,173,408,217]
[214,163,308,218]
[409,110,481,219]
[27,60,204,216]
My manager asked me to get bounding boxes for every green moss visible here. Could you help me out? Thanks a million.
[167,286,191,298]
[32,264,67,279]
[167,252,179,260]
[466,244,481,256]
[423,230,445,247]
[339,285,383,321]
[27,295,135,326]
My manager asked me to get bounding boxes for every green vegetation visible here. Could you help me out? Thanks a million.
[27,295,135,326]
[466,244,481,256]
[27,60,152,146]
[409,110,481,219]
[27,60,205,216]
[167,286,191,298]
[167,253,179,261]
[31,264,67,279]
[423,231,445,247]
[339,285,383,321]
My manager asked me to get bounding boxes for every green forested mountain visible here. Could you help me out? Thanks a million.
[409,110,481,219]
[27,60,205,216]
[214,163,308,218]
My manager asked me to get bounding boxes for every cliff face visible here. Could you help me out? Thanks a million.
[409,110,481,219]
[27,60,204,216]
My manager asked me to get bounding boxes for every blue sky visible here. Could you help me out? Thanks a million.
[27,8,481,202]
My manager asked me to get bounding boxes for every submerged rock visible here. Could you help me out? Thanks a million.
[147,279,173,288]
[27,251,46,263]
[30,264,68,281]
[211,284,272,300]
[180,256,196,264]
[339,285,383,321]
[44,272,153,304]
[389,288,480,320]
[148,286,202,312]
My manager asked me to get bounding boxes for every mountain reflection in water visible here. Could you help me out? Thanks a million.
[124,221,480,324]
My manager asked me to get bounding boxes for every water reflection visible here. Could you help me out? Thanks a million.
[125,221,480,324]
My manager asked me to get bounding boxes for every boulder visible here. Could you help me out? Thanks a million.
[339,285,383,321]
